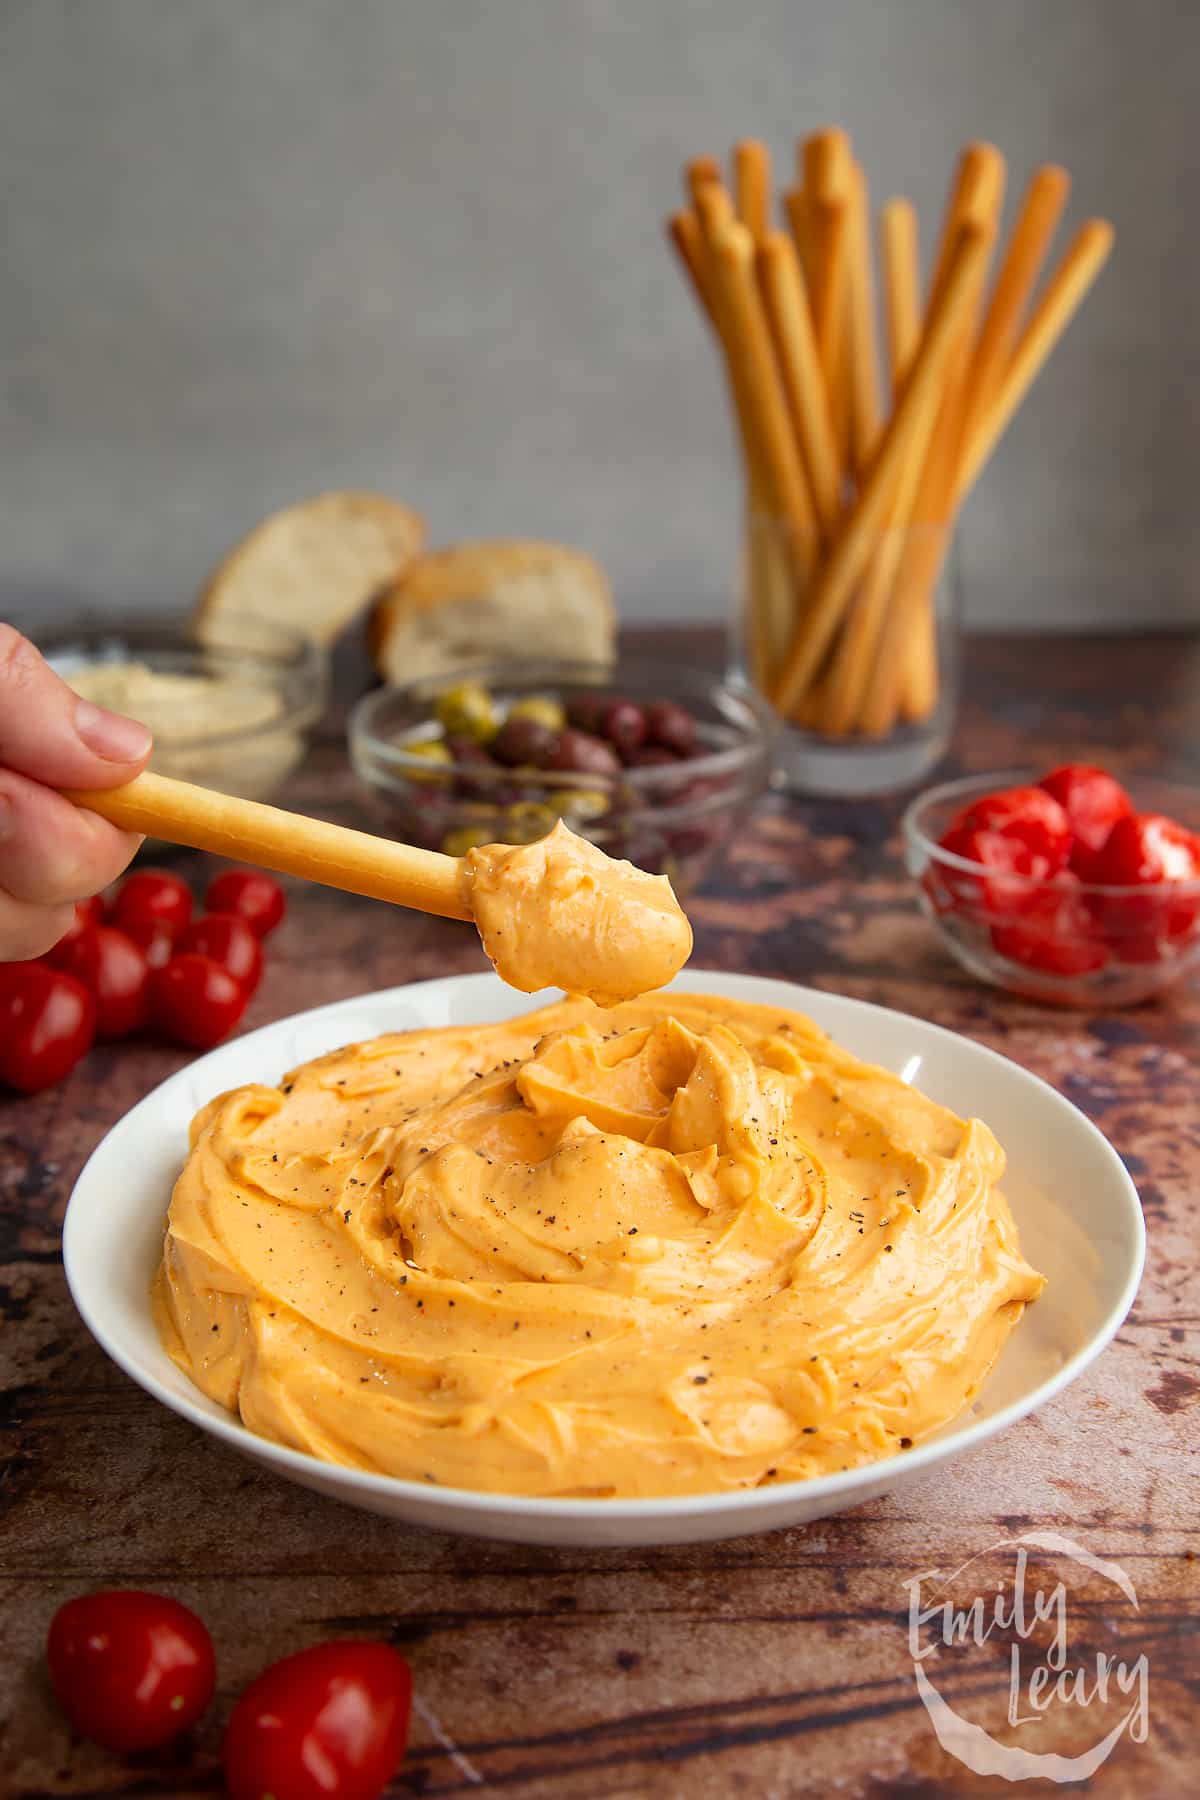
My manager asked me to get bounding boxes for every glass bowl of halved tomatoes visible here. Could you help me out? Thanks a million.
[903,765,1200,1006]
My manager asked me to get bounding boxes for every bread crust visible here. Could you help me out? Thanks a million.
[369,539,615,674]
[195,492,426,645]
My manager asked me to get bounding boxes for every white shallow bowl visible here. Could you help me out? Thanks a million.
[64,971,1144,1547]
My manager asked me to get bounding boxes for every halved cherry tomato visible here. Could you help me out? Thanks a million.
[177,913,263,994]
[110,867,193,936]
[947,786,1072,871]
[205,869,286,939]
[120,915,178,971]
[1090,812,1200,961]
[1039,764,1132,877]
[1095,811,1200,886]
[990,872,1109,977]
[46,1589,215,1753]
[933,825,1051,917]
[223,1640,412,1800]
[0,963,95,1092]
[150,953,248,1049]
[48,924,149,1038]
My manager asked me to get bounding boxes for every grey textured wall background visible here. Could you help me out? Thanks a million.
[2,0,1198,633]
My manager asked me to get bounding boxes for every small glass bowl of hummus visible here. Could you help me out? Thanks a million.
[42,614,328,802]
[349,659,775,895]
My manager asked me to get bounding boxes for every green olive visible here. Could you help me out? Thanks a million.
[504,800,558,843]
[404,738,452,782]
[441,823,496,856]
[435,680,499,743]
[507,694,566,733]
[554,787,609,823]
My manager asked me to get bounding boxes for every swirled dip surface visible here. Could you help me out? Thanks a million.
[462,820,693,1005]
[153,993,1043,1498]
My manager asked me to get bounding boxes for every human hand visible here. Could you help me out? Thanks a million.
[0,624,152,958]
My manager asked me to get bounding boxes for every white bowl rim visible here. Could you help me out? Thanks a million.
[63,969,1145,1524]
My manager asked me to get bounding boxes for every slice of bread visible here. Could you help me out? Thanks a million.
[194,492,426,647]
[369,539,616,684]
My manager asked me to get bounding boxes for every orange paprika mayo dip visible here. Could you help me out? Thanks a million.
[461,820,694,1005]
[153,991,1043,1498]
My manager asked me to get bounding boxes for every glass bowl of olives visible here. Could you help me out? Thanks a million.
[348,660,776,894]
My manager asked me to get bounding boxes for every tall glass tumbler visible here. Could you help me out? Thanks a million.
[731,510,962,796]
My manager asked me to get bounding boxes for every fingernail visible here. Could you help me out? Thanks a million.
[74,700,152,762]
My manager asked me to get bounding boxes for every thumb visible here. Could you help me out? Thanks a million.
[0,623,152,789]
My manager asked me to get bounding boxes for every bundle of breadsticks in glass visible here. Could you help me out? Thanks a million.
[666,132,1113,738]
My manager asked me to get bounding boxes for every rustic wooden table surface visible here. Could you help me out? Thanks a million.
[2,630,1197,1798]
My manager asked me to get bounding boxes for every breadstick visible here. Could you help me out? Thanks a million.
[711,223,817,548]
[795,675,831,733]
[871,214,997,734]
[687,155,723,206]
[881,198,921,391]
[894,218,1114,712]
[671,197,758,475]
[67,772,471,921]
[735,139,773,240]
[667,210,717,327]
[668,134,1110,740]
[818,200,922,735]
[691,181,789,674]
[743,481,776,690]
[926,142,1006,311]
[818,446,925,735]
[956,165,1070,466]
[770,223,988,718]
[802,129,851,204]
[695,177,736,255]
[744,497,797,682]
[812,197,850,375]
[894,218,1115,723]
[784,186,813,284]
[846,160,882,469]
[804,134,853,343]
[893,151,1006,722]
[958,218,1115,500]
[757,230,842,537]
[805,132,854,472]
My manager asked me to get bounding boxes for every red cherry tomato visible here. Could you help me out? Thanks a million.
[991,872,1109,978]
[150,953,248,1049]
[933,824,1052,917]
[178,913,264,994]
[948,786,1072,871]
[110,868,193,936]
[45,895,107,955]
[46,1589,215,1753]
[120,915,178,971]
[1038,764,1133,877]
[223,1640,412,1800]
[205,869,286,939]
[48,924,149,1038]
[0,963,95,1092]
[1090,812,1200,961]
